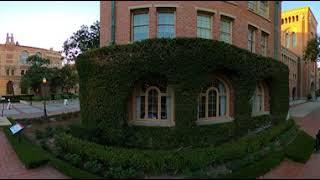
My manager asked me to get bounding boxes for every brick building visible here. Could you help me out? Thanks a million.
[281,6,318,100]
[0,33,62,95]
[99,1,282,126]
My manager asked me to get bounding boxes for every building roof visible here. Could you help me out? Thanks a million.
[0,44,61,54]
[282,6,318,25]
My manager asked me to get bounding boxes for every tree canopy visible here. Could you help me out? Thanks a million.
[63,20,100,62]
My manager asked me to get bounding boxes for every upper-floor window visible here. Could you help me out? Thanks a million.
[20,51,29,64]
[157,8,175,38]
[296,15,299,21]
[261,32,268,56]
[220,16,232,44]
[285,32,290,48]
[248,26,256,53]
[21,70,25,75]
[292,32,297,47]
[132,9,149,41]
[197,12,212,39]
[6,69,9,76]
[11,69,14,76]
[259,1,269,18]
[248,1,269,18]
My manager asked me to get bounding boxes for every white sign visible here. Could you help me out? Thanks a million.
[9,123,24,135]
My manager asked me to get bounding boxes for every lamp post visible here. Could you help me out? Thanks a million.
[42,77,48,120]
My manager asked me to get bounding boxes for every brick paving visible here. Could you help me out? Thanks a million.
[0,130,68,179]
[261,102,320,179]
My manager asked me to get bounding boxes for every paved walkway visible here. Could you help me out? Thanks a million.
[261,101,320,179]
[0,130,68,179]
[0,99,80,120]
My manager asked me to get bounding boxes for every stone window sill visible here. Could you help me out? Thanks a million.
[196,116,234,126]
[129,119,175,127]
[252,111,270,117]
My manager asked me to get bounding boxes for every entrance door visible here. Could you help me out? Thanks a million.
[6,81,14,95]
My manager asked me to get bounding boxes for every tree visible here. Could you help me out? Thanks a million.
[63,20,100,62]
[60,64,79,93]
[20,55,61,95]
[303,36,320,62]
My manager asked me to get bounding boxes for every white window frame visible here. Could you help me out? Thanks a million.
[157,9,176,38]
[248,26,256,53]
[131,10,150,42]
[219,16,233,44]
[261,32,268,56]
[197,12,213,39]
[197,77,233,125]
[251,83,270,117]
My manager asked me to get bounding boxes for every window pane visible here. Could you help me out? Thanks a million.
[161,96,167,119]
[219,95,226,116]
[157,25,175,38]
[133,13,149,41]
[158,12,174,25]
[148,89,158,119]
[208,90,217,117]
[220,19,231,43]
[292,33,297,47]
[140,96,145,119]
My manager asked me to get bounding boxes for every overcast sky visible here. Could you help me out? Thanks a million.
[0,1,99,52]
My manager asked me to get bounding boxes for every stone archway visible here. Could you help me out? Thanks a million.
[6,81,14,95]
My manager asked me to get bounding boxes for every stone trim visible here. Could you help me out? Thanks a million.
[196,116,234,126]
[129,119,175,127]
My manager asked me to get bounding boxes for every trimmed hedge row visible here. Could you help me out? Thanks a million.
[55,120,294,176]
[76,38,289,148]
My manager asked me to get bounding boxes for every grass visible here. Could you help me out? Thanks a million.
[3,126,99,179]
[284,130,315,163]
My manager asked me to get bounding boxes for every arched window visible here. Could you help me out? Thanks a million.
[20,51,29,64]
[252,84,263,113]
[197,77,232,124]
[285,32,290,48]
[296,15,298,21]
[132,80,174,127]
[292,32,297,47]
[285,18,287,24]
[289,17,291,23]
[281,18,284,24]
[292,16,295,22]
[251,82,269,116]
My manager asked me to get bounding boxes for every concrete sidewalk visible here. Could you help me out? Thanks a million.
[289,101,320,118]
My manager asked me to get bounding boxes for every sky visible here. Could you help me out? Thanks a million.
[0,1,99,52]
[0,1,319,53]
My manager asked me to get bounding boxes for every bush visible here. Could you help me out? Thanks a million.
[54,120,294,177]
[223,151,285,178]
[83,160,103,175]
[285,130,315,163]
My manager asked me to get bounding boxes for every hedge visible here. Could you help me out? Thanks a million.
[284,130,315,163]
[54,120,294,176]
[76,38,289,148]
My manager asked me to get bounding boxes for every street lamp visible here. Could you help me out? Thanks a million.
[42,77,48,120]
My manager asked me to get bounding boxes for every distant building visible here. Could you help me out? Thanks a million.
[281,6,318,100]
[0,33,62,95]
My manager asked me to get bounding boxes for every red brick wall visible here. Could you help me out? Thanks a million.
[100,1,278,59]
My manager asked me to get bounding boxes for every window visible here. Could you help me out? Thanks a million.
[135,82,171,121]
[285,32,290,48]
[157,9,175,38]
[285,18,287,24]
[289,17,291,23]
[248,1,257,11]
[11,69,14,76]
[248,26,256,53]
[252,83,264,114]
[292,32,297,47]
[220,17,232,44]
[132,10,149,41]
[20,51,29,64]
[296,15,299,21]
[259,1,269,18]
[21,70,25,75]
[197,13,212,39]
[292,16,295,22]
[281,19,284,25]
[198,77,230,122]
[261,32,268,56]
[6,69,9,76]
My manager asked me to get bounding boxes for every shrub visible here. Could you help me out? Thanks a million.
[83,160,103,175]
[54,120,294,177]
[285,130,315,163]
